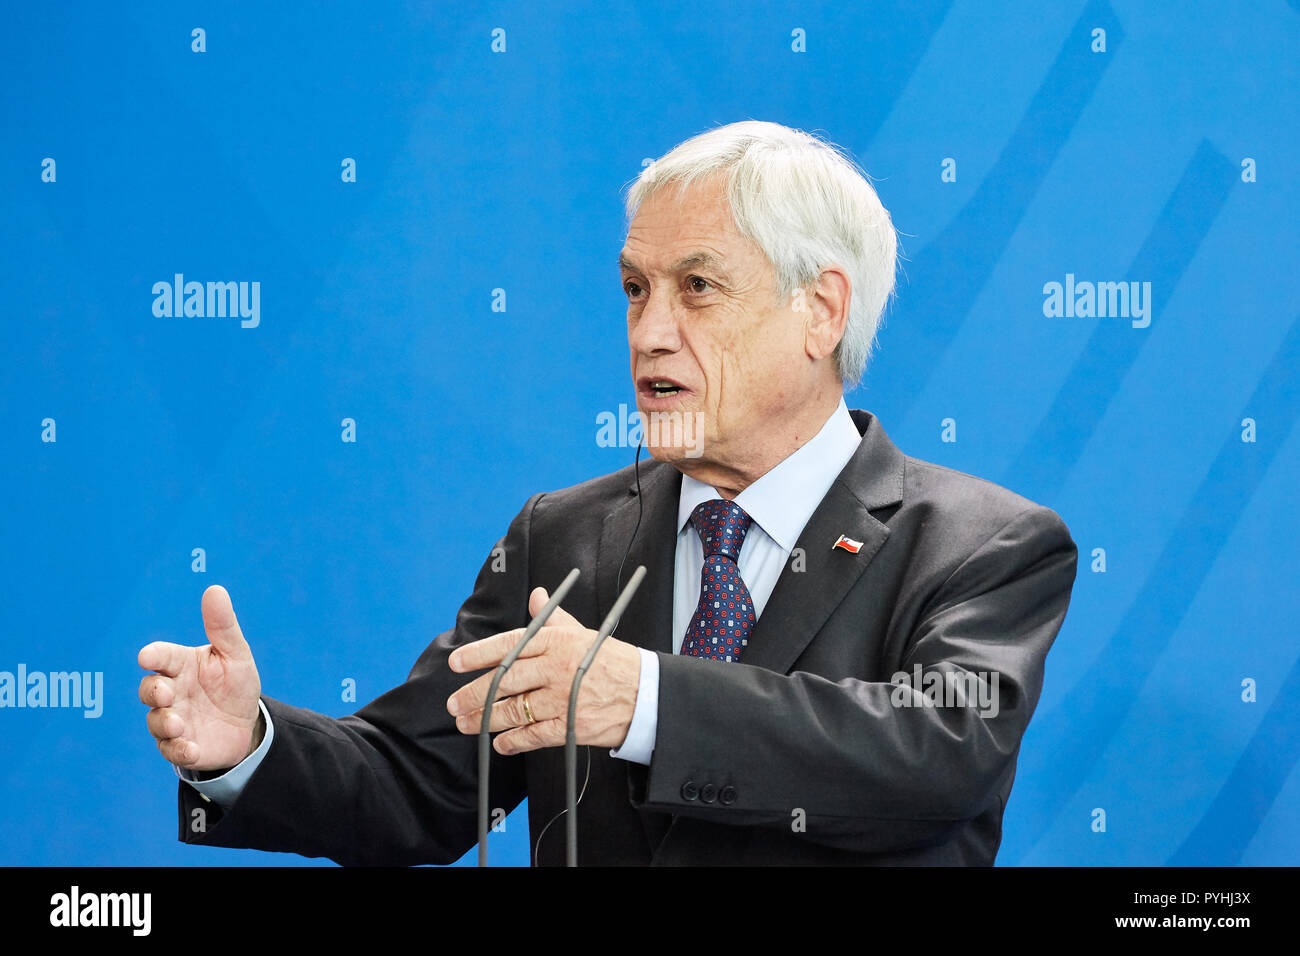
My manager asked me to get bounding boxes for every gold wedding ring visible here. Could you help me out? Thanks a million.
[521,692,536,724]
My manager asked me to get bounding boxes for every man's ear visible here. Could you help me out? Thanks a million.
[801,265,852,362]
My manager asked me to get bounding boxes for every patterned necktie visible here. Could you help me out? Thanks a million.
[681,499,756,663]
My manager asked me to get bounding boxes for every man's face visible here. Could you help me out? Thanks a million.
[618,176,814,479]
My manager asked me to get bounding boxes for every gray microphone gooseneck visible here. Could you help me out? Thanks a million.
[565,564,647,866]
[476,566,581,867]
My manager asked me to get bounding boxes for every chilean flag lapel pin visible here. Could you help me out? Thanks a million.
[833,534,863,554]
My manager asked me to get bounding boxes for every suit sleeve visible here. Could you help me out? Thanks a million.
[175,495,542,866]
[633,505,1078,855]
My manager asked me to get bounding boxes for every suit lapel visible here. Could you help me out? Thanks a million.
[742,410,905,675]
[595,458,680,651]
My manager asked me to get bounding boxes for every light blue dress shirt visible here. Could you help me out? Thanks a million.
[179,399,863,802]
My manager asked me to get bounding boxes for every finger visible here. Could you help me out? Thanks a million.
[447,657,548,720]
[448,628,526,673]
[139,674,174,707]
[450,622,594,674]
[157,736,201,768]
[455,694,528,735]
[202,585,251,659]
[138,641,189,678]
[455,687,558,735]
[146,706,184,741]
[528,587,583,628]
[494,717,564,756]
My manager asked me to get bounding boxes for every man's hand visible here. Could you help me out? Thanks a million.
[446,587,641,755]
[138,584,263,772]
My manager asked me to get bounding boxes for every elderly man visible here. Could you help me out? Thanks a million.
[139,121,1078,865]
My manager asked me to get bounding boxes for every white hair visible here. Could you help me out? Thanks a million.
[623,121,898,389]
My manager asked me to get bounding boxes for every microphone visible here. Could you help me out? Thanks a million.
[526,437,647,865]
[565,564,647,866]
[477,566,581,867]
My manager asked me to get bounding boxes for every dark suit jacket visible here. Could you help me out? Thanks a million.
[178,408,1078,865]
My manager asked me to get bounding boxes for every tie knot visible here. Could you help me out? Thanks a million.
[690,499,752,561]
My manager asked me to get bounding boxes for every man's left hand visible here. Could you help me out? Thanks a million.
[446,587,641,755]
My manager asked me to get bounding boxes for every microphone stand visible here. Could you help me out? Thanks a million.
[565,565,647,866]
[476,567,581,867]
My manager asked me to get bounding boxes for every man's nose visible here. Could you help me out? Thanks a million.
[628,289,683,355]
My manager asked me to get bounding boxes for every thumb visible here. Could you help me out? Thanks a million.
[201,585,252,659]
[529,586,582,628]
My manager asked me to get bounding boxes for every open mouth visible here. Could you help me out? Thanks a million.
[638,376,688,399]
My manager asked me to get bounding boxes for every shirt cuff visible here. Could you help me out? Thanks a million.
[174,698,274,807]
[609,647,658,765]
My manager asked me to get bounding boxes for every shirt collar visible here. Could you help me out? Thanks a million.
[676,398,863,552]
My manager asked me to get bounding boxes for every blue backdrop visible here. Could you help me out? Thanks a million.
[3,0,1297,866]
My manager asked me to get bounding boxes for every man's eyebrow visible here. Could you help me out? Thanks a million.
[618,251,731,280]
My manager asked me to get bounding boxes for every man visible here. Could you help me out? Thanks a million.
[139,121,1078,865]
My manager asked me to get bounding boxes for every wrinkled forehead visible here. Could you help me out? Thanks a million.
[618,181,765,279]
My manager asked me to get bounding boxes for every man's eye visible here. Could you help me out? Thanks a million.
[688,276,712,293]
[624,281,645,299]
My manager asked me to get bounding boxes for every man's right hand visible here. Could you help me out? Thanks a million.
[138,584,263,773]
